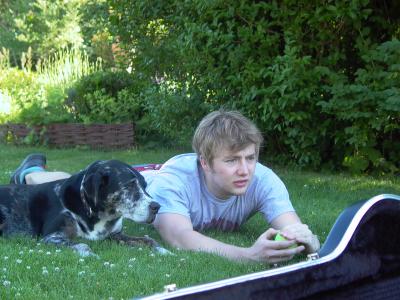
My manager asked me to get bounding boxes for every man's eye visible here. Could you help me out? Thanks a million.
[225,159,236,163]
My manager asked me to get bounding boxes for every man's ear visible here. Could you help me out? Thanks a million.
[199,155,211,172]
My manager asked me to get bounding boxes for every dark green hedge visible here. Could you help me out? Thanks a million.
[107,0,400,173]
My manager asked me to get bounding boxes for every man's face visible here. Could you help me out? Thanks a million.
[200,144,257,199]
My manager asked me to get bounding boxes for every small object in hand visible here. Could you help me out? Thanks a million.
[274,233,298,249]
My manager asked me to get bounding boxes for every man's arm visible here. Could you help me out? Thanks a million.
[153,213,305,263]
[270,212,320,254]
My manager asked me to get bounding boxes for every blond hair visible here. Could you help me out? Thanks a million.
[192,110,263,165]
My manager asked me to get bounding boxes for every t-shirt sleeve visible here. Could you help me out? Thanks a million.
[256,169,295,223]
[146,173,191,218]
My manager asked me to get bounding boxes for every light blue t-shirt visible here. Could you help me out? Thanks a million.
[143,153,294,232]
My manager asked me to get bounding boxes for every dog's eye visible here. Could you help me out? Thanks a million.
[132,189,141,201]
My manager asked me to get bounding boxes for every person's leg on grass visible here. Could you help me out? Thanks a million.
[10,153,71,185]
[25,171,71,184]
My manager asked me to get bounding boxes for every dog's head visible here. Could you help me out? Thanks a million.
[80,160,160,223]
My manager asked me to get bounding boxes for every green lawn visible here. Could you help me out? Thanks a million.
[1,144,399,299]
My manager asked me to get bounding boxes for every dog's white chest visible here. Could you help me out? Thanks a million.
[74,214,123,240]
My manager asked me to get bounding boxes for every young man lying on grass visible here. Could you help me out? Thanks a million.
[10,110,320,264]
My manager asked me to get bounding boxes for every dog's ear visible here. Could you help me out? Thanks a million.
[83,168,110,209]
[130,167,147,189]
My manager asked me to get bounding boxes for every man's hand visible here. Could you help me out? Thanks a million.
[245,228,305,263]
[281,223,320,254]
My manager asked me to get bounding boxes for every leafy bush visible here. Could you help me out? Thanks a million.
[139,80,211,146]
[0,47,101,127]
[244,42,335,168]
[0,67,75,125]
[66,70,143,123]
[319,39,400,174]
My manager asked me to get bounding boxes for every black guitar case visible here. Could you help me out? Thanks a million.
[140,194,400,300]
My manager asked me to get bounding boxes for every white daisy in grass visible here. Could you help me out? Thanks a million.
[3,280,11,287]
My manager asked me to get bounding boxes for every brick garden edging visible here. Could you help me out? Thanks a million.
[0,123,135,149]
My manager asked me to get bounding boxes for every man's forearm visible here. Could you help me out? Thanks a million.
[169,229,250,261]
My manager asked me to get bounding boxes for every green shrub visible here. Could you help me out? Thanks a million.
[67,70,144,123]
[243,41,334,168]
[139,80,211,146]
[319,39,400,174]
[0,67,74,126]
[0,47,101,128]
[0,67,42,123]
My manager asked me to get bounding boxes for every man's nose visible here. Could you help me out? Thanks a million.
[237,160,249,175]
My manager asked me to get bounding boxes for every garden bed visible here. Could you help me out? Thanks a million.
[0,123,135,149]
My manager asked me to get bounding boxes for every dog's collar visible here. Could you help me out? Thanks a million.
[80,172,93,218]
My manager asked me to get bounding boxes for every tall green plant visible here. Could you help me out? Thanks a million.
[38,47,102,89]
[0,48,11,70]
[0,47,102,127]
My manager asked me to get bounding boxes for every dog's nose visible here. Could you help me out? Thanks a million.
[149,201,160,213]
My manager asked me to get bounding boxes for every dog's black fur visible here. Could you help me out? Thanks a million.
[0,160,167,257]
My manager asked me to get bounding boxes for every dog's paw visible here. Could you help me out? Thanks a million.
[154,246,174,256]
[71,243,99,258]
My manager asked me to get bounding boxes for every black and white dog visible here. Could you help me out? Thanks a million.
[0,160,169,257]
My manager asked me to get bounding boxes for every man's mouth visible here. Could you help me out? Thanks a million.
[233,180,248,188]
